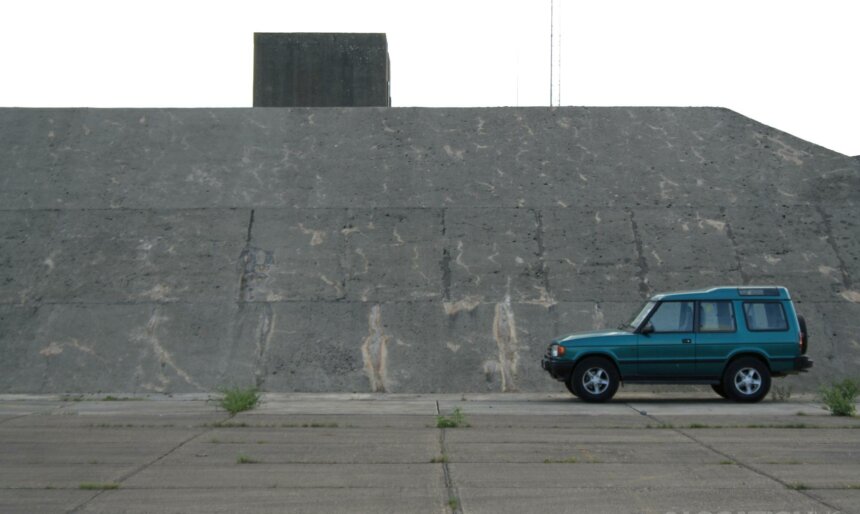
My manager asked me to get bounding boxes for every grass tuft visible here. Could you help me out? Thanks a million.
[236,454,260,464]
[447,496,460,511]
[821,378,859,417]
[217,387,260,415]
[430,454,449,463]
[437,407,469,428]
[544,456,578,464]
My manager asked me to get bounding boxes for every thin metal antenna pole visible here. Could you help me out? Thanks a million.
[558,0,562,106]
[550,0,553,107]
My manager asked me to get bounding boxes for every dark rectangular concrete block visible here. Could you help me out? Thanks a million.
[253,33,390,107]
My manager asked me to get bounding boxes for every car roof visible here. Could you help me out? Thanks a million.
[651,286,790,301]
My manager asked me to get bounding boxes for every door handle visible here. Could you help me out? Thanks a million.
[682,338,692,344]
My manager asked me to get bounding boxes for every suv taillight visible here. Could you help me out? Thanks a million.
[797,315,808,355]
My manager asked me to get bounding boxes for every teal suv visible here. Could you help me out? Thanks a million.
[542,287,812,402]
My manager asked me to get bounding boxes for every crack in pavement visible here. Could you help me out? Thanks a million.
[436,400,462,514]
[66,414,232,513]
[0,414,32,426]
[623,403,844,514]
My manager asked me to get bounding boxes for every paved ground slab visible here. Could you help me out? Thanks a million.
[0,393,856,513]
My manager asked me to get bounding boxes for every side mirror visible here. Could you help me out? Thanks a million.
[640,322,654,335]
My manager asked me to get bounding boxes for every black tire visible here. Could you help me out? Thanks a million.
[711,383,729,399]
[564,377,579,397]
[722,357,771,403]
[571,357,620,403]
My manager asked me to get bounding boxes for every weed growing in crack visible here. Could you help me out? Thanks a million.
[218,387,260,415]
[544,457,578,464]
[437,408,469,428]
[447,496,460,511]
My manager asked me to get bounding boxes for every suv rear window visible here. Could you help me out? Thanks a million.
[743,302,788,331]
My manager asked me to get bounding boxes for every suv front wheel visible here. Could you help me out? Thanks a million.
[711,383,729,399]
[571,357,620,403]
[723,357,771,403]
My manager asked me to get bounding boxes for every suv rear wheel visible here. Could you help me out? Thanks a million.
[571,357,619,403]
[711,383,729,399]
[723,357,771,403]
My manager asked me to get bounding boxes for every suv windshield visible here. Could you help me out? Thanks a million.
[622,301,655,331]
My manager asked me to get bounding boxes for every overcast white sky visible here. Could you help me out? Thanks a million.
[1,0,857,155]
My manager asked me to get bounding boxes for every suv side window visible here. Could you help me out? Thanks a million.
[648,301,694,332]
[698,301,736,332]
[743,302,788,331]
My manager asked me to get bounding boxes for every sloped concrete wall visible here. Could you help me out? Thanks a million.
[1,107,858,393]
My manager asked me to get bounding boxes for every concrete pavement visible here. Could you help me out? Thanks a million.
[1,393,858,513]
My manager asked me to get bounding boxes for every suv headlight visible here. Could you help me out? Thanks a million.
[550,344,565,358]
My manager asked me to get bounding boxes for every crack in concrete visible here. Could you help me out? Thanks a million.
[437,423,462,514]
[531,209,554,308]
[67,422,225,513]
[720,206,750,284]
[443,296,482,316]
[592,303,605,330]
[754,132,807,166]
[492,292,519,392]
[237,229,275,304]
[38,339,105,361]
[132,308,204,392]
[627,209,651,299]
[623,404,843,514]
[296,223,325,246]
[815,205,852,290]
[361,305,389,393]
[253,304,277,389]
[440,210,452,301]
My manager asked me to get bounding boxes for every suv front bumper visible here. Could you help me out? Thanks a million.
[541,357,574,381]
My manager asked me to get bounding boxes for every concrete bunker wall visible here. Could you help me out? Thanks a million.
[1,107,858,393]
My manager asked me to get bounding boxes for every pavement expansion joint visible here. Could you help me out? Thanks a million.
[65,414,232,513]
[438,428,462,514]
[646,413,845,514]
